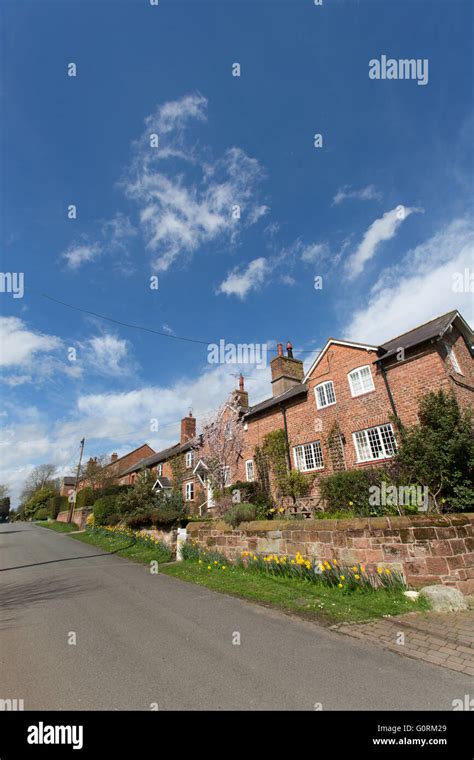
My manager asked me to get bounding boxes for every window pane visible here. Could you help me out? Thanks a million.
[316,385,326,407]
[354,430,371,461]
[325,382,336,404]
[379,424,396,456]
[350,371,363,395]
[367,427,383,458]
[295,446,305,470]
[303,444,316,470]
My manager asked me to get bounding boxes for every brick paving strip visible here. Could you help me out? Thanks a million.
[334,610,474,676]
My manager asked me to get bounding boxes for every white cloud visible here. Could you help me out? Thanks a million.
[299,242,330,263]
[62,242,102,270]
[120,94,269,272]
[0,360,274,507]
[88,335,130,376]
[59,94,267,273]
[217,257,269,299]
[344,217,474,344]
[0,317,62,368]
[332,184,382,205]
[345,205,422,279]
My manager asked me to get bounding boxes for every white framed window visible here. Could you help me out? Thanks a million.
[185,451,194,468]
[353,424,397,463]
[445,344,463,375]
[315,380,336,409]
[245,460,255,482]
[293,441,324,472]
[348,365,375,397]
[185,481,194,501]
[156,463,163,477]
[222,466,231,486]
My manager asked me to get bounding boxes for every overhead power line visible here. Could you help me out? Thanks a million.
[37,291,322,355]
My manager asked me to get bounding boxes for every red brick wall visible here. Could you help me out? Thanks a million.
[57,508,91,530]
[188,513,474,593]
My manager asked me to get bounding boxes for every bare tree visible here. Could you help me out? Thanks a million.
[20,464,59,503]
[199,400,244,494]
[80,454,117,491]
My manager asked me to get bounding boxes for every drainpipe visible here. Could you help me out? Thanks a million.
[279,403,292,471]
[380,364,402,429]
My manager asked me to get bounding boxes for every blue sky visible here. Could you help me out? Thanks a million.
[1,0,473,504]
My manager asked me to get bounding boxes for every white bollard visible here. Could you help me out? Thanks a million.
[176,527,187,561]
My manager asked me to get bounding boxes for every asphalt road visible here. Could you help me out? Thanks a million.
[0,523,471,711]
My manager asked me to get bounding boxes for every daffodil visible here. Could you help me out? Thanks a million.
[354,574,360,580]
[338,583,344,589]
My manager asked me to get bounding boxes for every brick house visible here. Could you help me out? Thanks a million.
[119,413,205,511]
[77,443,156,491]
[233,310,473,505]
[105,310,473,511]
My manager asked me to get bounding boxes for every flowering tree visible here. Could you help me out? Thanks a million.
[198,399,244,495]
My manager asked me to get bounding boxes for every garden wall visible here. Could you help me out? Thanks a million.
[187,513,474,593]
[57,508,91,530]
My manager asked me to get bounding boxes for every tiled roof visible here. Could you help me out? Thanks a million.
[377,311,461,361]
[121,440,194,476]
[243,383,308,419]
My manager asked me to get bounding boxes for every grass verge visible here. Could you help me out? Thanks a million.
[69,528,172,565]
[161,560,429,625]
[36,520,79,533]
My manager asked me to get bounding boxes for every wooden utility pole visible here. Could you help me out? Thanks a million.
[68,438,85,523]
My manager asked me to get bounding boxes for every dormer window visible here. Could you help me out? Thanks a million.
[348,365,375,397]
[315,380,336,409]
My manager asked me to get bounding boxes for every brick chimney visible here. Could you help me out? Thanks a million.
[270,340,304,397]
[110,452,118,463]
[180,411,196,443]
[232,374,249,409]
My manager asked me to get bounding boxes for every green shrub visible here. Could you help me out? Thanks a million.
[93,495,118,526]
[34,507,49,520]
[223,502,257,528]
[24,487,57,519]
[76,487,95,508]
[320,468,392,515]
[48,494,68,518]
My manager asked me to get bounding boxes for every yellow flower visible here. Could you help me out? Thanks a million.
[340,575,345,580]
[198,559,203,564]
[354,574,360,580]
[361,565,366,573]
[290,559,295,565]
[352,566,358,572]
[333,559,338,565]
[214,561,218,565]
[348,501,353,506]
[221,566,227,570]
[269,508,276,513]
[207,565,212,570]
[385,569,391,575]
[278,507,285,513]
[253,555,257,561]
[338,583,344,589]
[377,567,383,574]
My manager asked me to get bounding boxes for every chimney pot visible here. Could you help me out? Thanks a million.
[277,342,283,357]
[239,374,244,391]
[111,452,118,462]
[286,341,293,359]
